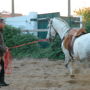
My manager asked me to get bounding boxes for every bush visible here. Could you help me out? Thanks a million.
[37,35,64,60]
[3,25,64,60]
[3,25,40,59]
[85,21,90,33]
[47,35,64,60]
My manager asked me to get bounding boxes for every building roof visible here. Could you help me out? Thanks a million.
[38,12,60,18]
[0,13,23,18]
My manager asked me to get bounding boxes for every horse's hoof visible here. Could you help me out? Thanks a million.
[70,74,75,78]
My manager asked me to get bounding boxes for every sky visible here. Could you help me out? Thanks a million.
[0,0,90,16]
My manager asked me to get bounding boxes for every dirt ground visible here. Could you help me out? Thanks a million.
[0,58,90,90]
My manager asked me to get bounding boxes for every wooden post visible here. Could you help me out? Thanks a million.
[68,0,71,17]
[11,0,15,17]
[79,16,83,28]
[68,0,71,27]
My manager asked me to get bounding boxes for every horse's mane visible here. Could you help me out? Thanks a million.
[54,17,70,29]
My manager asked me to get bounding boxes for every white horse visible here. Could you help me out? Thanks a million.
[47,17,90,76]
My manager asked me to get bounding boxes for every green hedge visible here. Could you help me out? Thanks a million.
[3,25,40,59]
[3,25,64,60]
[2,18,90,60]
[36,35,64,60]
[85,20,90,33]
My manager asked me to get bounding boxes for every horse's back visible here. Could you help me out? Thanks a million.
[73,33,90,60]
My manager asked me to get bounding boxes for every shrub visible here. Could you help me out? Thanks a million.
[38,35,64,60]
[3,25,40,59]
[3,25,64,60]
[85,21,90,33]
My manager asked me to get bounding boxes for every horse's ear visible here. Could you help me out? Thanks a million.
[47,18,53,23]
[47,18,50,28]
[47,18,53,28]
[47,18,50,22]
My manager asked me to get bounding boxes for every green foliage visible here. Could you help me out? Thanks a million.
[47,35,64,60]
[37,35,64,60]
[75,8,90,18]
[85,21,90,33]
[74,7,90,33]
[3,25,64,60]
[74,7,90,24]
[3,25,40,59]
[3,25,21,47]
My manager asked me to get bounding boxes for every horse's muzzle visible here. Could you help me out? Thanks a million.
[48,38,54,42]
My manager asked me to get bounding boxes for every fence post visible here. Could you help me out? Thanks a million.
[79,16,83,28]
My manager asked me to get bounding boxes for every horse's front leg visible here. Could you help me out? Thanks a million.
[64,56,73,76]
[62,50,73,75]
[62,44,74,76]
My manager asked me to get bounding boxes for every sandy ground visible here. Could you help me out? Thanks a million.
[0,58,90,90]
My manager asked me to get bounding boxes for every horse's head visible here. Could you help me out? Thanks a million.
[46,17,70,42]
[46,18,57,42]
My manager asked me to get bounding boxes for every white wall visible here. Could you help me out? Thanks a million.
[5,12,38,36]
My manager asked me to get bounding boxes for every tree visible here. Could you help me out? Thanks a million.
[74,7,90,22]
[74,7,90,32]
